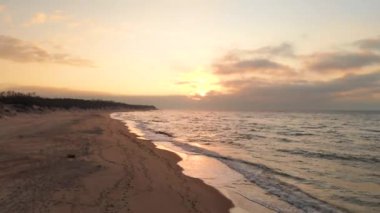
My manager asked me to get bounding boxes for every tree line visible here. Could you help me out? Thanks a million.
[0,91,156,110]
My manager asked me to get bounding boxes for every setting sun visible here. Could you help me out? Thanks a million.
[197,90,207,97]
[177,68,222,98]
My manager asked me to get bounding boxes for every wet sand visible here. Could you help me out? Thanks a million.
[0,110,233,213]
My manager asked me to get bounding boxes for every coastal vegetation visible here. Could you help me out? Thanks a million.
[0,91,156,115]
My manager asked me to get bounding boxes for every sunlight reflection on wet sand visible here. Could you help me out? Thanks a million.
[155,142,298,213]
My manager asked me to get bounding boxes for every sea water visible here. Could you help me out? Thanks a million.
[111,110,380,213]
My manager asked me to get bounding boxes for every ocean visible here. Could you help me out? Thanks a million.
[111,110,380,213]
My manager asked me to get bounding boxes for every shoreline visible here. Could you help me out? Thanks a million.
[112,112,302,213]
[0,110,233,212]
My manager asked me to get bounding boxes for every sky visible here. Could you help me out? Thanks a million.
[0,0,379,110]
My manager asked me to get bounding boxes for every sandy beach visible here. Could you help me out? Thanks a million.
[0,110,233,213]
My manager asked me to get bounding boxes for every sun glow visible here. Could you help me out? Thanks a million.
[178,68,222,99]
[198,90,207,97]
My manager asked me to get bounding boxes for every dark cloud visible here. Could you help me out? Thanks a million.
[220,78,260,89]
[209,71,380,110]
[274,71,380,98]
[214,58,292,75]
[354,36,380,51]
[235,59,287,70]
[0,35,94,67]
[305,52,380,71]
[227,71,379,97]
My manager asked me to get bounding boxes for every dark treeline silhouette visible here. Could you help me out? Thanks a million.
[0,91,156,111]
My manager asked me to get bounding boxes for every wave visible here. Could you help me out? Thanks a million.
[336,195,380,207]
[154,130,174,137]
[237,133,266,140]
[360,128,380,133]
[277,131,315,136]
[277,149,380,163]
[164,140,342,212]
[279,138,294,143]
[301,125,327,129]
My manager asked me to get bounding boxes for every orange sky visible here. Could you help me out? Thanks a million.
[0,0,379,110]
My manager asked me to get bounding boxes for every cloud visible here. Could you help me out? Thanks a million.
[219,77,268,93]
[206,37,380,110]
[213,44,296,78]
[236,59,287,70]
[215,58,293,76]
[354,36,380,52]
[277,71,380,98]
[301,36,380,74]
[0,35,94,67]
[210,71,380,110]
[26,11,68,26]
[253,43,295,58]
[305,52,380,72]
[214,37,380,79]
[219,43,295,65]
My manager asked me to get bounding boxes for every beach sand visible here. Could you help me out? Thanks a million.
[0,110,233,213]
